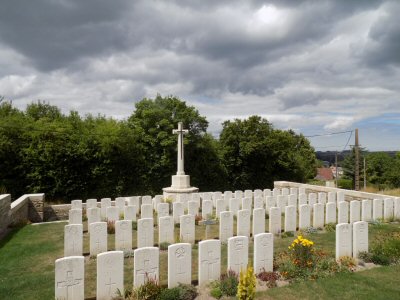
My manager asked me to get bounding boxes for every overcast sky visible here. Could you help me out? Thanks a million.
[1,0,399,151]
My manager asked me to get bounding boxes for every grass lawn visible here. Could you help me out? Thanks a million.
[0,218,399,299]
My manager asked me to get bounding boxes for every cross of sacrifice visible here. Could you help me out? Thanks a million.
[57,270,82,300]
[173,122,189,175]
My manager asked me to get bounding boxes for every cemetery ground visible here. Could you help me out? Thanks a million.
[1,219,400,300]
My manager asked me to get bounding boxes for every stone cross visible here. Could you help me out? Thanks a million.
[173,122,189,175]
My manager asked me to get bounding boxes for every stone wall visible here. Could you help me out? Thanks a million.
[10,193,45,225]
[0,194,11,235]
[44,204,71,221]
[274,181,394,201]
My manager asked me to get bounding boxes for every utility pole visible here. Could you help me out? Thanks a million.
[364,157,366,190]
[354,128,360,191]
[335,152,338,188]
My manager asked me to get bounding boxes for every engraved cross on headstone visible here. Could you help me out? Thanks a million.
[105,275,117,296]
[57,270,82,300]
[173,122,188,175]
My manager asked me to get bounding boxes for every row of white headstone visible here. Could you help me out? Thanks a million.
[336,221,368,260]
[56,234,273,300]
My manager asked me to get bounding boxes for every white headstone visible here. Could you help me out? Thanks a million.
[153,195,162,211]
[263,189,272,197]
[229,198,240,216]
[55,256,84,300]
[265,196,276,211]
[373,198,383,220]
[87,207,101,233]
[64,224,83,257]
[298,194,307,206]
[188,201,199,216]
[100,198,112,219]
[137,218,154,248]
[350,200,361,223]
[336,223,352,260]
[134,247,159,287]
[141,204,153,219]
[86,199,97,210]
[213,191,223,201]
[290,187,298,196]
[384,198,394,221]
[219,211,233,243]
[308,193,317,207]
[180,215,195,244]
[168,243,191,288]
[241,197,252,211]
[298,204,311,229]
[252,208,265,236]
[69,209,82,225]
[159,216,174,244]
[353,221,368,258]
[115,220,132,251]
[299,187,306,195]
[394,198,400,220]
[272,188,280,197]
[227,236,248,274]
[237,209,251,237]
[284,205,296,232]
[282,188,289,196]
[71,200,82,210]
[115,197,125,215]
[198,240,221,286]
[269,207,281,235]
[106,207,119,222]
[325,202,336,224]
[126,196,140,208]
[216,199,226,217]
[157,203,169,219]
[254,197,264,209]
[254,233,273,273]
[254,189,263,199]
[338,201,349,224]
[89,222,107,256]
[191,193,201,207]
[313,203,324,228]
[328,192,336,203]
[318,193,327,205]
[234,190,243,200]
[337,191,345,203]
[97,251,124,299]
[288,194,297,210]
[202,200,213,219]
[142,195,152,205]
[276,195,287,212]
[124,205,137,221]
[361,200,372,222]
[173,202,184,223]
[244,190,253,199]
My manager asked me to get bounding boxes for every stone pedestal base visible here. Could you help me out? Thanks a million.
[163,175,198,201]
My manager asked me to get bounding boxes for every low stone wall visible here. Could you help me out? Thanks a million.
[274,181,395,201]
[44,204,71,221]
[10,193,45,225]
[0,194,11,235]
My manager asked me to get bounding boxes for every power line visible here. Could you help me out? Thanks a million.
[342,131,353,152]
[304,130,354,138]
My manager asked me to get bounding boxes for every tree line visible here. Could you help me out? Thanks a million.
[0,95,317,202]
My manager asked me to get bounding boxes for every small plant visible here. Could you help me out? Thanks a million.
[194,214,202,225]
[256,269,279,288]
[157,284,197,300]
[281,231,295,238]
[288,235,314,268]
[220,270,239,297]
[237,266,256,300]
[358,251,373,263]
[369,233,400,265]
[338,256,356,271]
[82,213,88,222]
[159,242,170,251]
[107,221,115,234]
[132,276,162,300]
[324,223,336,232]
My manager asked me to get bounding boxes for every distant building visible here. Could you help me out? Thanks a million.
[330,166,343,179]
[315,168,334,181]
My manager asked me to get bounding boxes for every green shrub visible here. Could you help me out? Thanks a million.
[219,270,239,297]
[157,284,197,300]
[157,287,180,300]
[370,234,400,265]
[337,179,353,190]
[281,231,295,238]
[133,277,162,300]
[324,223,336,232]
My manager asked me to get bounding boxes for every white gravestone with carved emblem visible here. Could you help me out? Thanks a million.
[361,200,372,222]
[269,207,281,235]
[336,223,352,260]
[71,200,82,210]
[198,240,221,286]
[219,211,233,243]
[55,256,84,300]
[350,201,361,223]
[373,198,383,220]
[87,207,100,233]
[254,233,273,273]
[325,202,336,224]
[134,247,159,287]
[299,204,310,229]
[168,243,191,288]
[180,215,195,244]
[202,200,213,219]
[89,222,107,256]
[115,197,125,215]
[64,224,83,257]
[124,205,137,222]
[237,209,251,237]
[159,216,174,244]
[284,205,296,232]
[97,251,124,300]
[115,220,132,251]
[106,207,119,222]
[252,208,265,236]
[338,201,349,224]
[227,236,248,274]
[69,209,82,225]
[137,218,154,248]
[353,221,368,258]
[100,198,111,219]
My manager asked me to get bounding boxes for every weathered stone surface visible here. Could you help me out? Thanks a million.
[134,247,159,287]
[180,215,195,244]
[394,198,400,220]
[288,194,297,210]
[71,200,82,210]
[55,256,84,300]
[353,221,368,258]
[126,196,140,208]
[338,201,349,224]
[97,251,124,300]
[137,218,154,248]
[159,216,174,244]
[350,201,361,223]
[337,191,345,203]
[276,195,287,212]
[361,200,372,222]
[318,193,327,205]
[89,222,107,256]
[69,209,82,225]
[202,200,213,219]
[115,220,132,251]
[124,205,137,221]
[254,233,273,273]
[284,205,296,232]
[234,190,243,200]
[269,207,281,235]
[106,207,119,222]
[373,199,383,220]
[272,188,280,197]
[313,203,324,228]
[141,204,153,219]
[168,243,191,288]
[325,202,336,224]
[100,198,111,219]
[282,188,289,196]
[290,187,298,196]
[254,189,263,199]
[263,189,272,197]
[241,197,252,211]
[64,224,83,256]
[198,240,221,286]
[237,209,251,237]
[299,187,306,194]
[227,236,248,274]
[244,190,253,199]
[252,208,265,236]
[152,195,162,211]
[308,193,317,207]
[298,204,311,229]
[254,197,264,209]
[336,223,352,260]
[86,199,98,210]
[173,202,184,223]
[219,211,233,243]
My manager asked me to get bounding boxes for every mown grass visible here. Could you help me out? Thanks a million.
[0,219,399,299]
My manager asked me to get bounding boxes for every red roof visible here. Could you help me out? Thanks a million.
[315,168,334,181]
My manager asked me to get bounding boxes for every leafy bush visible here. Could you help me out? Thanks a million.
[288,235,314,268]
[256,270,279,288]
[210,270,239,298]
[107,221,115,234]
[370,233,400,265]
[128,277,162,300]
[157,284,197,300]
[281,231,295,238]
[237,266,256,300]
[338,179,353,190]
